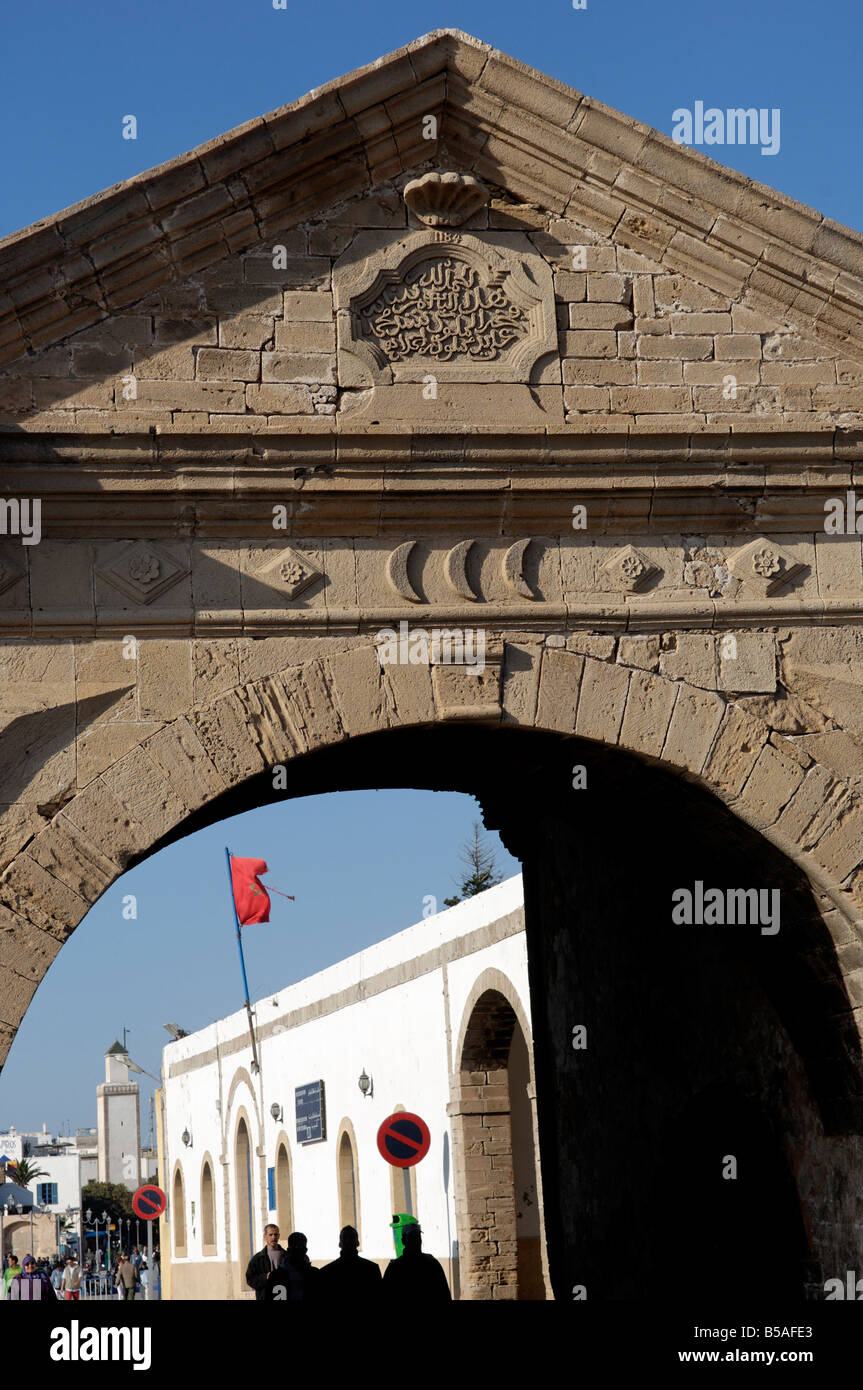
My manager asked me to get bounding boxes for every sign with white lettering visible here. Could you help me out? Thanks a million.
[295,1080,326,1144]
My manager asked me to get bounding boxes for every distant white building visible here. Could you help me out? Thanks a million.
[97,1042,141,1187]
[159,876,551,1301]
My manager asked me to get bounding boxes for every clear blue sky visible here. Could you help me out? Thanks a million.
[1,792,520,1135]
[1,0,861,240]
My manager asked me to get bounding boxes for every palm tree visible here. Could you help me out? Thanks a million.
[8,1157,48,1189]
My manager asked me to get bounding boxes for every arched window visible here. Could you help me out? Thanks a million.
[172,1167,187,1257]
[235,1116,254,1271]
[389,1105,418,1219]
[275,1139,293,1236]
[201,1158,216,1256]
[337,1125,360,1237]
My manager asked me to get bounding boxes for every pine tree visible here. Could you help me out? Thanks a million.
[443,822,502,906]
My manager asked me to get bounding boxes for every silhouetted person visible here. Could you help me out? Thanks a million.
[266,1231,321,1302]
[319,1225,383,1304]
[246,1223,287,1300]
[382,1223,452,1303]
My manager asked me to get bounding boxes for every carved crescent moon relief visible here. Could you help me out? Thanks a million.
[502,539,539,600]
[386,541,423,603]
[444,539,480,601]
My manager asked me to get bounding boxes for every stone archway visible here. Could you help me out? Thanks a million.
[451,970,549,1300]
[3,641,863,1297]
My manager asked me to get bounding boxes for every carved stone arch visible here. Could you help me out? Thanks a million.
[335,1117,362,1245]
[454,967,533,1082]
[3,642,863,1035]
[199,1150,217,1257]
[170,1159,187,1259]
[3,643,863,1294]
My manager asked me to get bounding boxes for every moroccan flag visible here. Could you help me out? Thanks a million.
[230,856,271,926]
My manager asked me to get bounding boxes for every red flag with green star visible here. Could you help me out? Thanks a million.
[230,856,271,926]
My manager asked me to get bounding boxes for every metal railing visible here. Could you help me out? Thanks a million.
[81,1275,112,1299]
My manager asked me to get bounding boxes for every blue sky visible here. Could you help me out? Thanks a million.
[1,792,520,1134]
[1,0,861,239]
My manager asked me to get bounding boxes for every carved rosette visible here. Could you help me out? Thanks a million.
[601,545,659,594]
[334,230,558,385]
[250,546,323,600]
[96,541,189,604]
[726,537,806,596]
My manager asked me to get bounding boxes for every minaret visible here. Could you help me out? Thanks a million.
[96,1040,141,1186]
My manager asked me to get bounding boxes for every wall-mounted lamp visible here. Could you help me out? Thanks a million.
[181,1128,193,1148]
[358,1069,373,1099]
[270,1102,283,1123]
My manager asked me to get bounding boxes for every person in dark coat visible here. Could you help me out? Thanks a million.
[266,1231,320,1302]
[318,1225,382,1304]
[382,1224,452,1303]
[246,1224,287,1300]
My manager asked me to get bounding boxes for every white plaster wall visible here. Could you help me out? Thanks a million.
[164,875,526,1274]
[31,1153,81,1212]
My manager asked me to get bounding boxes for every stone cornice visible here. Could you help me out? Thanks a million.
[3,597,863,640]
[2,31,863,368]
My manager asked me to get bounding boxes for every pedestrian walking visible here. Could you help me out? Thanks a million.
[61,1255,82,1301]
[246,1223,287,1299]
[266,1231,321,1302]
[114,1252,139,1301]
[8,1254,56,1300]
[319,1225,382,1304]
[50,1262,63,1296]
[382,1224,452,1303]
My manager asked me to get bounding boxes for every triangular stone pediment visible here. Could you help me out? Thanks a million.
[1,28,862,440]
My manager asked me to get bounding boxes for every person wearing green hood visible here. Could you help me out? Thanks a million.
[2,1253,21,1298]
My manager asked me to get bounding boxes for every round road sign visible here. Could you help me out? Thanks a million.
[132,1184,166,1221]
[377,1112,430,1168]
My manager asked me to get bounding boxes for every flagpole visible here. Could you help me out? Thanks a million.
[225,848,261,1074]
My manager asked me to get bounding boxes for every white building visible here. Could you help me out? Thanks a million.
[29,1153,82,1214]
[97,1042,141,1187]
[160,875,551,1300]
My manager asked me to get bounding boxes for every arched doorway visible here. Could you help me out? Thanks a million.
[234,1117,254,1275]
[454,984,546,1300]
[200,1157,216,1257]
[172,1166,187,1258]
[275,1138,293,1238]
[4,701,863,1298]
[337,1123,360,1236]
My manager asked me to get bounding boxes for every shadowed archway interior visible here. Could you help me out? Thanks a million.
[134,720,863,1300]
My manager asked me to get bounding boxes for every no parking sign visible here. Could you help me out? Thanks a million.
[377,1112,430,1168]
[132,1184,166,1221]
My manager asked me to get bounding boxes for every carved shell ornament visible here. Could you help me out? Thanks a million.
[403,172,490,227]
